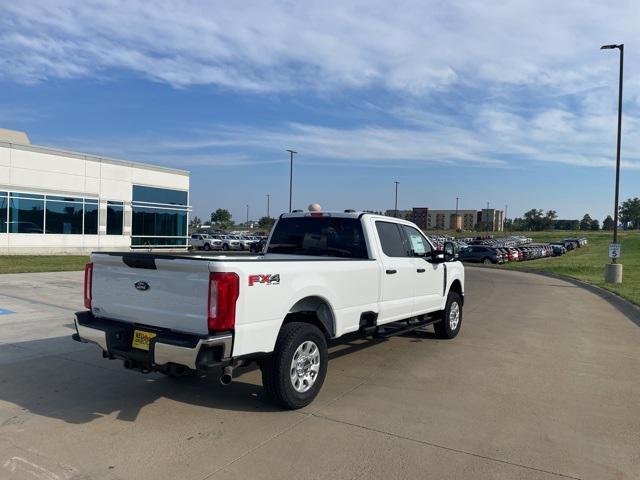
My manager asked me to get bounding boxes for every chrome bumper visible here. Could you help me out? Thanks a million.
[73,313,233,370]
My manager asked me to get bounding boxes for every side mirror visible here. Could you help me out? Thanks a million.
[427,251,446,263]
[444,241,457,262]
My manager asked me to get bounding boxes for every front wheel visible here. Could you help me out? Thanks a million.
[222,244,229,251]
[434,291,463,339]
[482,257,493,265]
[261,322,328,410]
[203,243,211,251]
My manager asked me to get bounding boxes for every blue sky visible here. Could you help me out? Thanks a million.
[1,1,639,223]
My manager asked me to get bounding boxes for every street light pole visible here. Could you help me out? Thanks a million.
[266,194,270,218]
[394,181,399,217]
[286,149,297,213]
[246,204,249,225]
[601,43,624,283]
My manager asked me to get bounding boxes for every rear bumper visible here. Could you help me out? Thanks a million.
[72,311,233,371]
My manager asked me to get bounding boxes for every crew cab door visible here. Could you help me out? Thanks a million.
[400,225,444,314]
[374,221,416,324]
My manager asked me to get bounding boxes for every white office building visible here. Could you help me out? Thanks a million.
[0,128,190,254]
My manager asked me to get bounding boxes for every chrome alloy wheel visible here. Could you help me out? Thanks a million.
[449,301,461,331]
[290,340,321,393]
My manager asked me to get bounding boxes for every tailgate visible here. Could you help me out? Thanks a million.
[91,253,211,335]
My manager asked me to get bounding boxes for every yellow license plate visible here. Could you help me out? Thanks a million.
[132,330,157,351]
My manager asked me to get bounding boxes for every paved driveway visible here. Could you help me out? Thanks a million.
[0,268,638,480]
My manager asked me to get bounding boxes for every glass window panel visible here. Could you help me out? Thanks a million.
[132,206,187,238]
[45,200,83,234]
[107,202,124,235]
[131,237,187,247]
[375,221,407,257]
[47,195,82,202]
[9,194,44,233]
[84,201,98,235]
[132,185,188,206]
[266,217,368,258]
[0,194,7,233]
[401,225,432,256]
[11,192,44,200]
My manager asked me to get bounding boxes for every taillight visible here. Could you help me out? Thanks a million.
[84,262,93,310]
[208,272,239,332]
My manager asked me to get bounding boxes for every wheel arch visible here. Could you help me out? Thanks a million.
[447,279,464,306]
[284,295,336,338]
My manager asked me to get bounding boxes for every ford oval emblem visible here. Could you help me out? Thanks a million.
[134,281,150,291]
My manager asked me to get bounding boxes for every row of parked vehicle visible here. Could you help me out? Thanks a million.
[189,233,267,252]
[455,236,588,264]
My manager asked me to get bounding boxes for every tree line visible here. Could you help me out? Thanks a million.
[505,197,640,231]
[189,208,276,231]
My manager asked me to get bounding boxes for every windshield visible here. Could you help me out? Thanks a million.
[267,217,369,258]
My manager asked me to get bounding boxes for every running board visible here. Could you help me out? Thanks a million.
[366,316,440,339]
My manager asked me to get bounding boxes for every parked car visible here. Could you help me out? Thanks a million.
[73,211,465,409]
[549,243,567,256]
[237,236,254,250]
[217,235,241,251]
[189,234,222,251]
[459,245,502,264]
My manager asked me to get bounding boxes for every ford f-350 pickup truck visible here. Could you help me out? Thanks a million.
[73,211,464,409]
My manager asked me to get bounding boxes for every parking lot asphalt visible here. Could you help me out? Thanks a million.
[0,268,638,480]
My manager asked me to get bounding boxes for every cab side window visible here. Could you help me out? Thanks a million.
[375,221,408,257]
[401,225,433,256]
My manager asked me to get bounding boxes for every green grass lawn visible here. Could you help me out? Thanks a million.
[0,255,90,274]
[499,230,640,306]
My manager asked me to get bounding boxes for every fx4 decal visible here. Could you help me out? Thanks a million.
[248,274,281,286]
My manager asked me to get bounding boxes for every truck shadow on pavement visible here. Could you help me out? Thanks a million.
[0,330,433,425]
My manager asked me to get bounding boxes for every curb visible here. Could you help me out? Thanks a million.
[466,264,640,327]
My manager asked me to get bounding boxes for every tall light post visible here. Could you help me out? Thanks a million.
[601,43,624,283]
[394,181,400,217]
[505,204,508,231]
[455,197,460,231]
[286,149,297,213]
[266,194,270,218]
[246,204,249,225]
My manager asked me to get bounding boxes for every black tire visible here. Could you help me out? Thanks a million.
[222,244,229,251]
[261,322,328,410]
[482,257,493,265]
[203,243,211,251]
[434,291,463,339]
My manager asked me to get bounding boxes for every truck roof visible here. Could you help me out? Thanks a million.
[280,211,391,219]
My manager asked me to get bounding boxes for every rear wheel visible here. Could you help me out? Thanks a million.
[222,244,229,251]
[203,243,211,251]
[434,291,463,339]
[261,322,328,410]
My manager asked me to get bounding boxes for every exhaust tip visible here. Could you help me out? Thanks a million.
[220,373,232,386]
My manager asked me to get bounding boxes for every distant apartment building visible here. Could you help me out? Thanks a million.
[382,206,504,232]
[479,208,504,232]
[411,207,429,229]
[425,210,478,230]
[384,209,413,221]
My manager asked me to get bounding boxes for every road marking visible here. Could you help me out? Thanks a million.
[0,309,15,315]
[3,457,61,480]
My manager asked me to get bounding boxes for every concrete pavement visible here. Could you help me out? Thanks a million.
[0,268,638,480]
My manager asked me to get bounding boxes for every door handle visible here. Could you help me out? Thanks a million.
[417,268,426,273]
[385,269,397,274]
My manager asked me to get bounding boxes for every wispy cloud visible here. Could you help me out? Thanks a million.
[1,0,638,96]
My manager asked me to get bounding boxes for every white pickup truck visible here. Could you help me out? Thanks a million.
[73,211,464,409]
[189,233,222,251]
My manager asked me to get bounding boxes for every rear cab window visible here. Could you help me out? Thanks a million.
[267,216,369,258]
